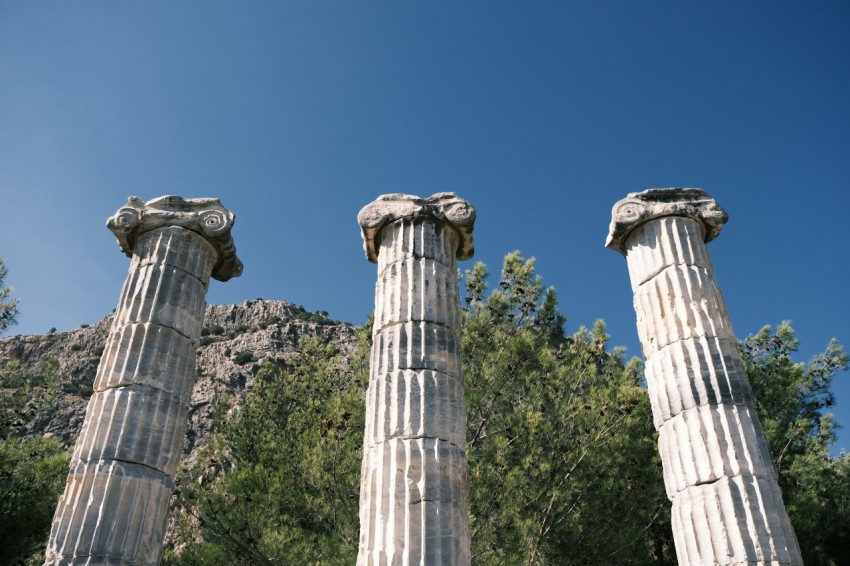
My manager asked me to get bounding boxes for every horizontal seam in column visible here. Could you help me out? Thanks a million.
[53,553,149,565]
[376,257,455,279]
[653,400,760,431]
[133,261,210,285]
[91,382,191,407]
[372,319,460,335]
[644,332,736,359]
[111,320,195,341]
[374,368,459,380]
[363,436,467,452]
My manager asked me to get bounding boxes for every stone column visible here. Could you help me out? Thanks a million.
[45,196,242,565]
[606,188,801,566]
[356,193,475,566]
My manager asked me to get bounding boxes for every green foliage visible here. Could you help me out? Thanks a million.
[288,305,336,325]
[233,351,254,366]
[463,252,671,564]
[741,323,850,564]
[166,333,370,565]
[0,258,20,334]
[0,358,69,565]
[0,437,69,565]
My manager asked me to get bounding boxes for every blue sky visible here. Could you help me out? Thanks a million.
[1,2,848,449]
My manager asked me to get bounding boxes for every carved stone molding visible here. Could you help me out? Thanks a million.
[107,195,243,281]
[605,188,728,254]
[358,192,476,263]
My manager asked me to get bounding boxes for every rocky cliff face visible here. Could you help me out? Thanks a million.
[0,298,359,471]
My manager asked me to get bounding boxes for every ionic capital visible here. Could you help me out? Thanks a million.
[107,195,243,281]
[605,188,728,254]
[358,192,476,263]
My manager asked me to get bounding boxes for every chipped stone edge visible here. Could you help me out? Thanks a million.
[605,188,728,255]
[106,195,243,282]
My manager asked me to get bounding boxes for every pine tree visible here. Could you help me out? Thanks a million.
[462,252,671,564]
[0,258,20,334]
[166,332,369,564]
[0,359,69,565]
[741,323,850,564]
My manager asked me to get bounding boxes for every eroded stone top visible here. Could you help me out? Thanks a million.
[107,195,243,281]
[358,192,476,263]
[605,188,728,255]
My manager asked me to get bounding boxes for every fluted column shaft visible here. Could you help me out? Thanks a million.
[357,193,475,566]
[607,189,801,566]
[46,196,241,565]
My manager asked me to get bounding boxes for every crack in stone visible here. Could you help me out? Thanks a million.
[409,498,461,506]
[74,456,171,479]
[634,260,690,289]
[634,261,710,291]
[672,472,778,498]
[90,382,191,409]
[112,320,195,342]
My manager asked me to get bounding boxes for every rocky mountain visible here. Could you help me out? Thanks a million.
[0,298,359,476]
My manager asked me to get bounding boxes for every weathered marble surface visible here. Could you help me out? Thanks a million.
[44,196,240,565]
[607,189,802,566]
[357,193,475,566]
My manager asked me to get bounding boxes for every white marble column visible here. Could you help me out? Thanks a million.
[357,193,475,566]
[45,196,242,565]
[606,188,801,566]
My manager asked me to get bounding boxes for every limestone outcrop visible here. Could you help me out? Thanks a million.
[44,196,243,565]
[0,301,355,462]
[607,188,802,566]
[357,193,475,566]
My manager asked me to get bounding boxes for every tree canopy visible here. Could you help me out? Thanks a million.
[0,258,20,334]
[741,323,849,564]
[0,359,69,566]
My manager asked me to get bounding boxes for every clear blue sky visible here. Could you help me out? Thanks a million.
[1,2,848,449]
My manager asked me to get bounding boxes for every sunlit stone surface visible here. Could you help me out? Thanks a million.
[607,188,801,566]
[45,196,241,565]
[357,193,475,566]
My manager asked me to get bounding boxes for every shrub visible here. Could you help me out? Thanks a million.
[233,351,254,366]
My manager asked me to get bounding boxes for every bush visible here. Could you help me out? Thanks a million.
[233,351,254,366]
[0,437,69,565]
